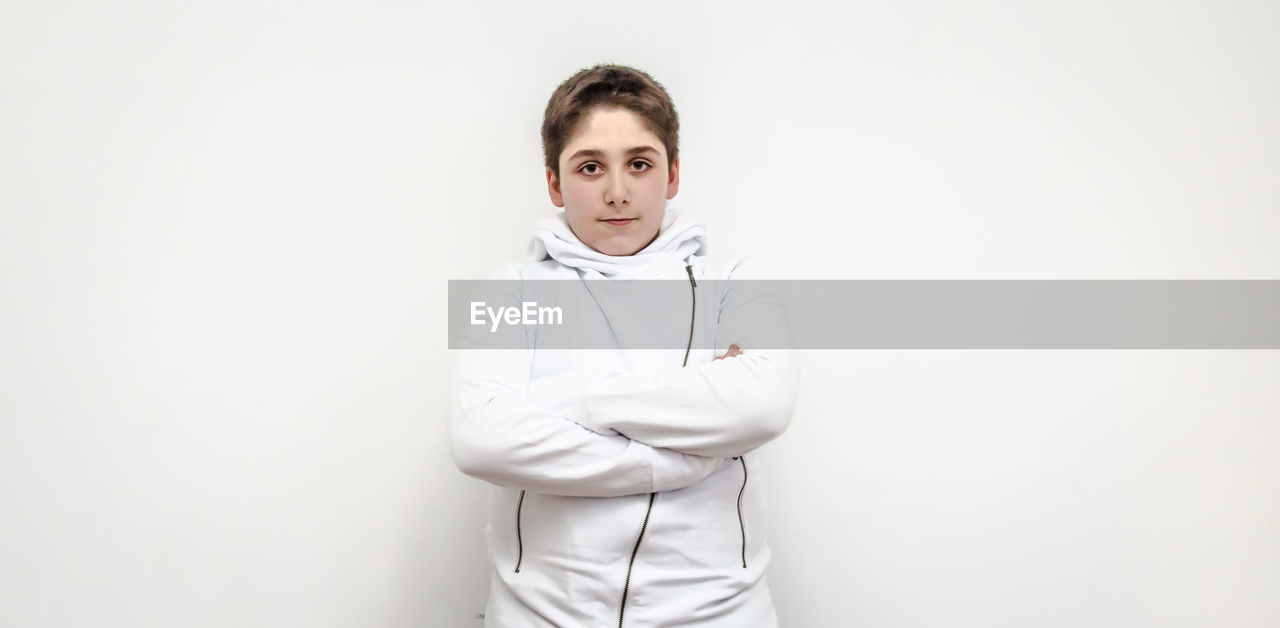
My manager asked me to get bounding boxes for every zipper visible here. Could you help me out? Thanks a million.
[618,492,656,628]
[514,489,526,572]
[682,263,696,368]
[733,455,748,568]
[617,263,698,628]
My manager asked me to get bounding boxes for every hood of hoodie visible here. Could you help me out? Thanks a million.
[527,205,708,279]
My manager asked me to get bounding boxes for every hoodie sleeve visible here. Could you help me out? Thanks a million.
[582,253,802,458]
[447,264,721,498]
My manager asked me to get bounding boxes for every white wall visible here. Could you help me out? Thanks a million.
[2,1,1276,626]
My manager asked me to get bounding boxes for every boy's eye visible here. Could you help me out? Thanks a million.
[578,160,653,175]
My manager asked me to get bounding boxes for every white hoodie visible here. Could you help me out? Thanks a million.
[448,206,801,627]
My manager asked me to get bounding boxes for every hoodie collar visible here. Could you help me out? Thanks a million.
[528,205,708,278]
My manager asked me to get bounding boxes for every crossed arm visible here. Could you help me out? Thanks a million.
[447,256,800,497]
[448,347,725,498]
[580,343,799,458]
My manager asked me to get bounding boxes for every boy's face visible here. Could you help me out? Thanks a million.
[546,106,680,256]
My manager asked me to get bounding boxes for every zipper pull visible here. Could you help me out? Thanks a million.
[685,264,696,287]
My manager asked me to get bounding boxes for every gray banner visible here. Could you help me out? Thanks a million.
[448,280,1280,349]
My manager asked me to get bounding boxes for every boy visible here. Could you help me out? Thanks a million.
[449,63,800,627]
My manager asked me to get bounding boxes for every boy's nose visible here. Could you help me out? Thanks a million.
[604,174,630,206]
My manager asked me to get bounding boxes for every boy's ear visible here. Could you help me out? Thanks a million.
[546,167,565,207]
[665,158,680,199]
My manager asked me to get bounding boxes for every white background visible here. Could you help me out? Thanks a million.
[2,1,1277,626]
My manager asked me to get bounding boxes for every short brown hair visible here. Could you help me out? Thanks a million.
[541,63,680,180]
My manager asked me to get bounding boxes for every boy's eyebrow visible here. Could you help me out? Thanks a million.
[567,146,660,162]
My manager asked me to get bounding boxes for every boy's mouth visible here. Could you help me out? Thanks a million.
[600,218,635,226]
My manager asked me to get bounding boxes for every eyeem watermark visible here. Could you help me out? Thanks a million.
[470,301,564,332]
[450,280,1280,349]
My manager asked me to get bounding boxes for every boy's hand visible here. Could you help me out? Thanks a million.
[714,344,743,360]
